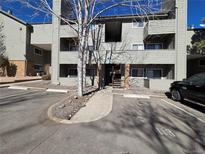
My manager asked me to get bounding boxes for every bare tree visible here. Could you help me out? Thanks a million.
[0,21,9,76]
[7,0,165,96]
[0,22,6,56]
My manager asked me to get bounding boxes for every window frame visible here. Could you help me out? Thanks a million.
[60,38,79,52]
[34,48,43,56]
[131,68,144,78]
[131,43,144,51]
[145,43,163,50]
[34,64,43,72]
[146,68,163,79]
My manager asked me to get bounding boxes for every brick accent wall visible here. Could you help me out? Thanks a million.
[9,60,26,77]
[124,64,130,89]
[27,62,35,76]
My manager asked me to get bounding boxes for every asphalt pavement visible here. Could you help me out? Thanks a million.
[0,88,205,154]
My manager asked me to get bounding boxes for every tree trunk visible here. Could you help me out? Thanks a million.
[83,49,87,90]
[77,26,87,96]
[77,50,83,97]
[97,63,102,90]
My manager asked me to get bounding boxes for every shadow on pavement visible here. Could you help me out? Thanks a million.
[84,97,205,154]
[165,92,205,114]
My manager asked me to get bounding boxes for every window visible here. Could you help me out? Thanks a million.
[145,43,163,50]
[199,60,205,66]
[68,69,77,76]
[132,43,144,50]
[187,73,205,85]
[132,21,144,28]
[34,48,42,56]
[34,64,43,71]
[105,21,122,42]
[131,68,144,77]
[60,38,79,51]
[86,69,96,76]
[60,64,77,77]
[147,69,163,79]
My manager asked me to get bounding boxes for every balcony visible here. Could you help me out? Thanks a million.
[148,19,175,35]
[104,49,176,64]
[143,19,176,38]
[59,49,176,65]
[60,25,77,38]
[31,24,52,50]
[59,51,78,64]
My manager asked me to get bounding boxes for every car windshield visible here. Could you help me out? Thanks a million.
[186,73,205,85]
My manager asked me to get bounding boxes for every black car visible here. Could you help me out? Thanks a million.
[170,73,205,104]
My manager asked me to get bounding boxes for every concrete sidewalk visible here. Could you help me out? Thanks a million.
[0,76,41,85]
[48,87,113,124]
[0,79,43,88]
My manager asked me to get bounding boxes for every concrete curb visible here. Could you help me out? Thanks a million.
[6,85,70,93]
[46,89,69,93]
[113,93,166,99]
[0,78,41,85]
[8,86,29,90]
[47,91,113,124]
[0,85,10,88]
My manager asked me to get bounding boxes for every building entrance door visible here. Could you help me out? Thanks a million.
[104,64,121,86]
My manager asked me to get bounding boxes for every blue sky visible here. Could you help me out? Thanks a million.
[0,0,205,28]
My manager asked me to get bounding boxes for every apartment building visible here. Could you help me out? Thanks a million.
[49,0,187,90]
[0,10,51,77]
[0,0,187,91]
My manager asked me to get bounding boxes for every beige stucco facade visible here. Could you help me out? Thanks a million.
[0,0,188,91]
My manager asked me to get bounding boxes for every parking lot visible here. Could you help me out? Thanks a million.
[0,87,205,154]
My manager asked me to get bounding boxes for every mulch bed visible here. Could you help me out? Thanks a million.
[53,92,95,120]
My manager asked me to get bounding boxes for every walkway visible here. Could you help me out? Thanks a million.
[49,87,113,124]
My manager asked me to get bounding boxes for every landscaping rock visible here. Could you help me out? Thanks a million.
[74,96,78,99]
[53,88,96,120]
[58,104,66,109]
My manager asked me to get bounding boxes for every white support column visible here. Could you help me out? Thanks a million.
[51,0,61,84]
[175,0,187,80]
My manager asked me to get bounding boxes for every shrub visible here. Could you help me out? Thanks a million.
[42,73,51,80]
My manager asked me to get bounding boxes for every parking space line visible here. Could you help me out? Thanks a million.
[0,90,43,100]
[161,99,205,124]
[123,94,150,99]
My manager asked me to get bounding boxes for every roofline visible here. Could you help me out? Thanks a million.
[95,12,170,21]
[187,28,205,31]
[0,10,30,26]
[31,22,52,25]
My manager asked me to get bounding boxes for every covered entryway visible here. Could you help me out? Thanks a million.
[104,64,122,87]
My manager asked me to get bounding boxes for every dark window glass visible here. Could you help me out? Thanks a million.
[69,69,77,76]
[86,69,96,76]
[145,44,163,50]
[147,69,162,79]
[34,65,43,71]
[34,48,42,55]
[187,73,205,85]
[60,64,77,77]
[199,60,205,66]
[60,38,79,51]
[131,69,144,77]
[153,70,162,78]
[105,21,122,42]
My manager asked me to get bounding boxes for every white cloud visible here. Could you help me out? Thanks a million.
[200,24,205,27]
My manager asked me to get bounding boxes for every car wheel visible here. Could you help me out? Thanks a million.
[171,89,182,101]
